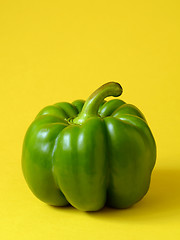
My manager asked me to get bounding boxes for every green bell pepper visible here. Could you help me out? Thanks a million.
[22,82,156,211]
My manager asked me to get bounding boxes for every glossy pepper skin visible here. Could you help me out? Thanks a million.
[22,82,156,211]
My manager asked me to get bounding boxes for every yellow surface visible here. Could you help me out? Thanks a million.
[1,1,180,239]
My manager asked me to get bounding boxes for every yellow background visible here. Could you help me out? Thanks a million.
[1,1,180,239]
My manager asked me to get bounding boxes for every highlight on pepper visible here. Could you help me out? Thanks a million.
[22,82,156,211]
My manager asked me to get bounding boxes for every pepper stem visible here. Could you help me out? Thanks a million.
[73,82,123,124]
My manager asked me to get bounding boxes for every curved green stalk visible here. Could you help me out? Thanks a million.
[73,82,123,124]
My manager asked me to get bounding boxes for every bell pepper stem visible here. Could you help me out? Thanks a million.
[73,82,123,124]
